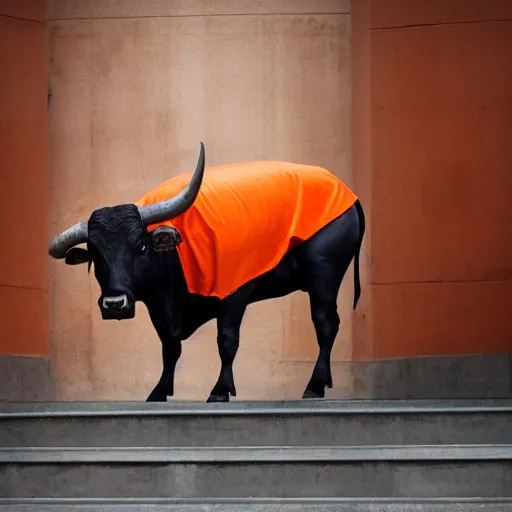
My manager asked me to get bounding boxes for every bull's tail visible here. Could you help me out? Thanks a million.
[353,199,366,310]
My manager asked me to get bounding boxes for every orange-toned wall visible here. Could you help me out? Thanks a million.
[0,1,48,357]
[352,0,512,360]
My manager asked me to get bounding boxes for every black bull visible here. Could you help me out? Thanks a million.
[49,145,366,402]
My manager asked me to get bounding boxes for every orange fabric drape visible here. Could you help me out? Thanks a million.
[136,161,358,299]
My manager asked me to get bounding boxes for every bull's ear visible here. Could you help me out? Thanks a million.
[65,247,90,265]
[150,226,182,252]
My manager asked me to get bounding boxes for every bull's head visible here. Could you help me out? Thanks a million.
[48,143,205,320]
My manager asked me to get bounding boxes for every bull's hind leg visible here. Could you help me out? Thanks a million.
[206,314,241,403]
[301,205,360,399]
[302,266,343,399]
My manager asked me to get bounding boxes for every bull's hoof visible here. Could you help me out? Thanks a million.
[146,393,168,402]
[206,393,230,403]
[302,388,325,400]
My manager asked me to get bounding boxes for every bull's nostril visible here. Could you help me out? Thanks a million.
[102,295,128,310]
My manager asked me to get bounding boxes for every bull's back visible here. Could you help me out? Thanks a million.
[136,161,358,298]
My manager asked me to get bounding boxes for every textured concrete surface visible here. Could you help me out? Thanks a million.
[1,460,511,498]
[2,400,511,501]
[0,0,45,20]
[2,497,512,511]
[369,0,512,29]
[3,398,512,415]
[0,8,49,360]
[352,1,512,360]
[46,0,351,19]
[2,445,512,463]
[349,354,512,399]
[2,400,512,448]
[0,356,53,402]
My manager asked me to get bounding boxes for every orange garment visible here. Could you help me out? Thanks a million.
[135,161,358,299]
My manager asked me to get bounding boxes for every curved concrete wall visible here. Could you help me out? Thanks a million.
[352,0,512,361]
[0,1,51,400]
[47,1,354,401]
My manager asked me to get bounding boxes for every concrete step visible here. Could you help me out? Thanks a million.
[2,399,512,448]
[1,498,512,512]
[1,445,511,498]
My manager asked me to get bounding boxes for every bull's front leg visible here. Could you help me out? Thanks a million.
[146,339,182,402]
[207,295,251,403]
[145,296,184,402]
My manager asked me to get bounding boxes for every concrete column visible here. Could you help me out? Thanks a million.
[0,0,51,401]
[351,0,512,397]
[46,0,354,401]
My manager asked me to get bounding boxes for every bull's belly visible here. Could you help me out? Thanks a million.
[248,249,306,304]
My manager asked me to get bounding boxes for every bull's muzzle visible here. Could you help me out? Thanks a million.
[100,294,135,320]
[102,295,128,310]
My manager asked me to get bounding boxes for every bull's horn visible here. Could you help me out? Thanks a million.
[48,221,88,259]
[138,142,205,226]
